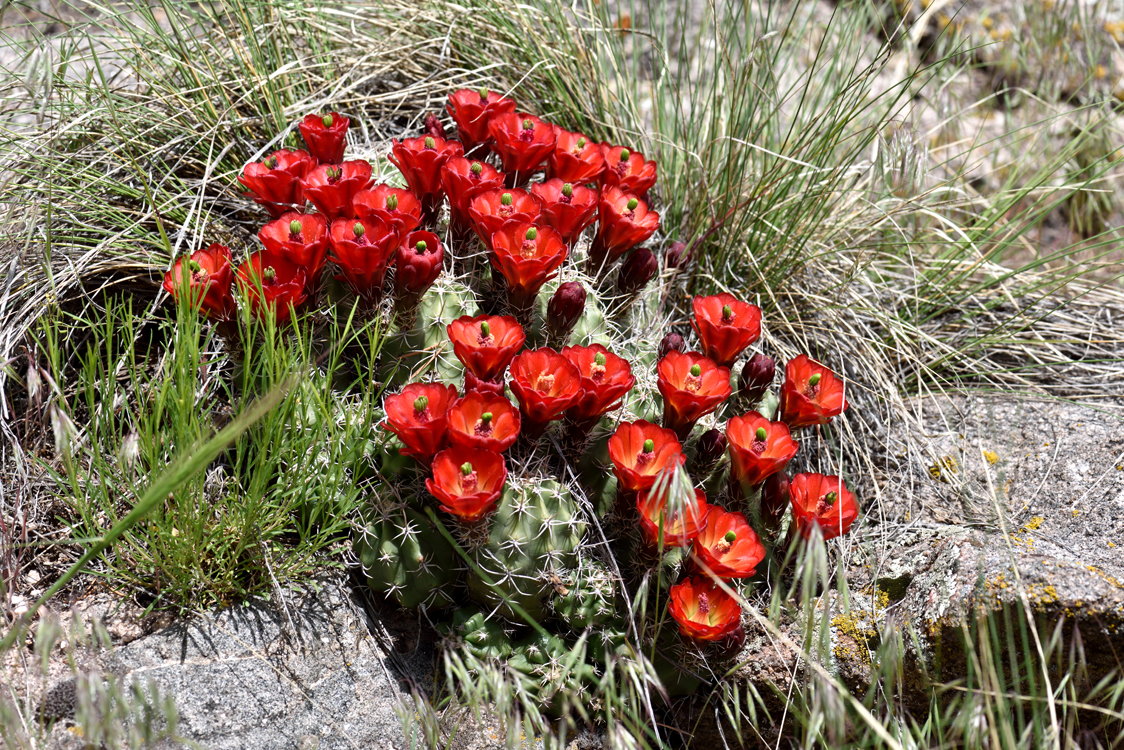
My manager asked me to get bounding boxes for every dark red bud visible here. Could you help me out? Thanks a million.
[665,241,689,269]
[423,112,447,141]
[546,281,586,342]
[693,428,727,472]
[658,333,685,360]
[761,470,791,532]
[616,248,657,295]
[739,353,775,403]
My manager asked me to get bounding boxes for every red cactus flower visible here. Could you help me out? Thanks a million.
[657,351,732,438]
[668,577,742,642]
[588,186,660,273]
[446,392,521,453]
[353,185,423,236]
[691,294,762,369]
[529,179,599,244]
[441,157,504,238]
[600,144,658,196]
[693,507,766,579]
[162,243,235,320]
[489,222,568,310]
[395,231,443,296]
[447,315,526,383]
[562,344,635,427]
[606,420,686,494]
[508,348,582,437]
[488,113,557,183]
[300,161,372,221]
[426,446,507,521]
[547,128,606,184]
[383,382,458,464]
[298,111,349,164]
[446,88,517,154]
[779,355,848,430]
[789,473,858,541]
[388,135,464,219]
[467,188,541,250]
[725,412,798,488]
[235,251,308,324]
[237,149,315,218]
[258,211,329,286]
[328,217,398,300]
[638,486,709,549]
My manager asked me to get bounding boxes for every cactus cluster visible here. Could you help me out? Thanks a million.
[165,84,860,715]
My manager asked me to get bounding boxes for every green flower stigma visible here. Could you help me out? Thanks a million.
[619,148,630,160]
[480,412,493,424]
[722,304,733,320]
[480,321,491,336]
[289,220,302,234]
[755,427,767,441]
[642,439,655,453]
[808,373,822,387]
[187,260,202,273]
[561,183,573,197]
[522,118,533,130]
[575,137,586,148]
[525,228,537,240]
[824,491,837,505]
[321,114,333,127]
[264,155,277,169]
[724,531,737,544]
[461,462,473,476]
[689,364,701,377]
[386,195,399,210]
[262,266,276,282]
[594,352,606,366]
[626,198,639,211]
[353,222,365,237]
[424,136,436,149]
[501,193,513,206]
[416,240,428,253]
[470,162,483,175]
[414,396,428,413]
[478,87,489,100]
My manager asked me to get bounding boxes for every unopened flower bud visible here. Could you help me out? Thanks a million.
[546,281,586,343]
[616,248,657,295]
[423,112,446,140]
[739,353,775,403]
[658,333,685,359]
[665,241,689,269]
[761,470,790,532]
[693,428,727,471]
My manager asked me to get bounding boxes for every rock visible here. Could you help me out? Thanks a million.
[101,575,410,750]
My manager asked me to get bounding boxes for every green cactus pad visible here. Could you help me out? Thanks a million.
[552,558,618,631]
[355,504,459,609]
[509,630,598,716]
[437,607,513,661]
[379,281,475,387]
[467,478,585,622]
